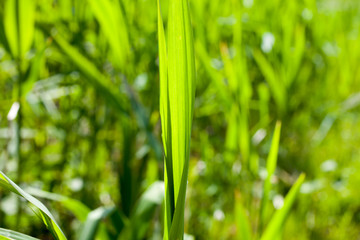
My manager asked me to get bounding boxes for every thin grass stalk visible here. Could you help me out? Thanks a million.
[15,60,22,228]
[14,0,22,228]
[259,121,282,233]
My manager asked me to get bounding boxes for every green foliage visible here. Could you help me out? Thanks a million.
[27,187,91,222]
[158,0,196,238]
[0,172,66,240]
[4,0,35,59]
[261,173,306,240]
[0,228,39,240]
[86,0,130,69]
[52,32,128,116]
[0,0,359,239]
[260,121,282,231]
[234,191,252,240]
[78,206,118,240]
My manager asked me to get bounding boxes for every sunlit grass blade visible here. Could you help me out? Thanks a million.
[0,172,67,240]
[86,0,130,69]
[260,173,306,240]
[157,1,175,236]
[158,0,196,238]
[26,187,91,222]
[259,121,281,232]
[0,228,39,240]
[4,0,35,59]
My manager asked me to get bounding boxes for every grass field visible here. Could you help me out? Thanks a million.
[0,0,360,239]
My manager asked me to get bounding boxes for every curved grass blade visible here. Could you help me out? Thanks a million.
[78,207,115,240]
[0,228,39,240]
[131,181,165,239]
[260,173,306,240]
[0,172,67,240]
[26,187,90,222]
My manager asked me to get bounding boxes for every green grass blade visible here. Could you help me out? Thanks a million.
[0,172,67,240]
[26,187,91,222]
[260,173,306,240]
[259,121,282,232]
[167,0,195,206]
[0,228,39,240]
[51,32,128,116]
[195,41,231,107]
[258,83,270,127]
[0,15,11,54]
[4,0,35,59]
[119,118,134,217]
[158,0,196,238]
[253,50,286,114]
[87,0,130,69]
[21,47,46,97]
[78,206,119,240]
[235,191,252,240]
[158,0,169,150]
[169,155,190,239]
[131,181,164,239]
[4,0,19,56]
[124,80,163,161]
[157,0,175,236]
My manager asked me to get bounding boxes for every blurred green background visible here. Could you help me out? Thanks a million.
[0,0,360,239]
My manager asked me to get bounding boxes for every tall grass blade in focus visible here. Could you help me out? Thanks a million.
[0,0,358,238]
[157,0,196,239]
